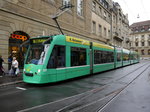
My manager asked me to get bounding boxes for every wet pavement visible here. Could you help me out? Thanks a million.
[0,60,150,112]
[99,63,150,112]
[0,74,23,87]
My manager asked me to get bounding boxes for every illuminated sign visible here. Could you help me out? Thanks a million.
[32,39,47,44]
[11,34,28,41]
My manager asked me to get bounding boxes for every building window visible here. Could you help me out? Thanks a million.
[92,1,96,12]
[99,7,102,15]
[135,42,138,46]
[98,25,102,36]
[148,49,150,55]
[77,0,83,16]
[141,50,144,55]
[92,21,96,34]
[100,0,103,4]
[113,15,115,22]
[141,28,145,32]
[104,11,107,18]
[141,42,145,46]
[42,0,55,3]
[148,41,150,46]
[104,27,107,36]
[148,35,150,41]
[62,0,70,5]
[108,30,110,38]
[141,35,144,37]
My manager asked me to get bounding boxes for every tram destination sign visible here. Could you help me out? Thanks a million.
[31,38,47,44]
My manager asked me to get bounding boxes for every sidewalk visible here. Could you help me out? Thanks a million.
[0,73,23,87]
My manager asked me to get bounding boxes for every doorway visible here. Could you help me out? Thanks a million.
[9,31,30,69]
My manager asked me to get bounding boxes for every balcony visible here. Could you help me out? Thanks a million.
[113,36,123,42]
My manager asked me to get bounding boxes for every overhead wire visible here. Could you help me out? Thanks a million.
[140,0,149,19]
[120,0,136,17]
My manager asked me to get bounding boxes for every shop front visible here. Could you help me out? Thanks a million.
[9,31,30,69]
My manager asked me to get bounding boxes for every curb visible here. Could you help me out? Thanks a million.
[0,80,23,87]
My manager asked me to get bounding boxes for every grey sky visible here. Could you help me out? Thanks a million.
[113,0,150,25]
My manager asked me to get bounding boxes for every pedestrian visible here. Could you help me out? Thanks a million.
[0,55,4,76]
[8,54,12,70]
[11,57,19,76]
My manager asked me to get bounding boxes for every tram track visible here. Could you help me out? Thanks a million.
[53,62,150,112]
[97,63,150,112]
[12,61,150,112]
[115,61,150,81]
[76,63,150,112]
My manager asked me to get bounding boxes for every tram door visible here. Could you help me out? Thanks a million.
[90,42,93,74]
[47,45,66,81]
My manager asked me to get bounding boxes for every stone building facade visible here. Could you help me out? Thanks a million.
[91,0,112,44]
[0,0,130,70]
[91,0,130,48]
[111,2,130,48]
[0,0,92,70]
[130,20,150,59]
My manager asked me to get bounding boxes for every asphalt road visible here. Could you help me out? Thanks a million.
[0,60,150,112]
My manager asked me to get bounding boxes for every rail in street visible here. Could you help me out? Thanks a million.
[0,60,150,112]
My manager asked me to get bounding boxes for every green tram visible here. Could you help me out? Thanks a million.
[23,35,139,84]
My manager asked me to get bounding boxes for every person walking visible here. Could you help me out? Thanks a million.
[11,57,19,76]
[0,55,4,76]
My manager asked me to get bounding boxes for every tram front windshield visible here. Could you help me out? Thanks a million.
[26,44,49,65]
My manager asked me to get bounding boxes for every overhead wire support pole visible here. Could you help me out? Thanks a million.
[51,4,74,35]
[52,17,64,35]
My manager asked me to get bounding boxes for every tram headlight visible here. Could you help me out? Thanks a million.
[23,69,25,74]
[38,69,41,73]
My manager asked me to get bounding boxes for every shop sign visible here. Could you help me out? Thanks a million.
[11,34,28,41]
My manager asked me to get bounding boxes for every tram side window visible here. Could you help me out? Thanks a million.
[130,54,134,60]
[117,53,122,61]
[71,47,86,66]
[94,50,114,64]
[101,51,107,63]
[123,53,129,61]
[105,51,114,63]
[94,50,102,64]
[47,45,65,68]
